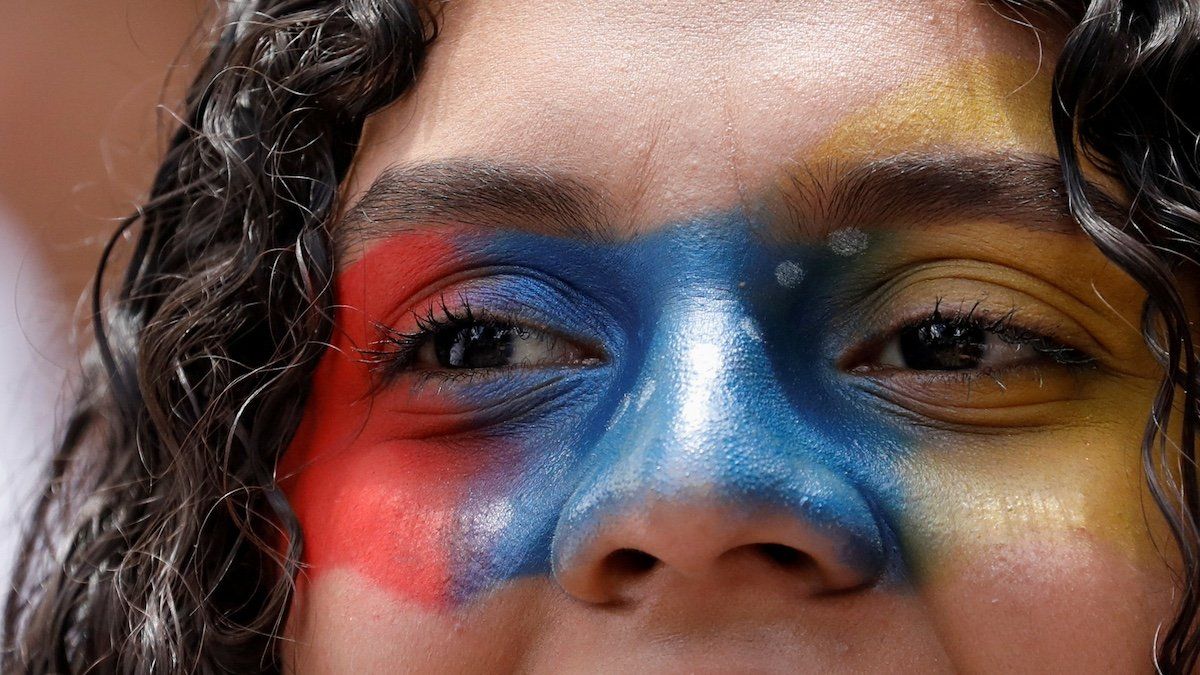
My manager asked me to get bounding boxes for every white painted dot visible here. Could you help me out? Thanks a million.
[827,227,870,256]
[774,260,805,288]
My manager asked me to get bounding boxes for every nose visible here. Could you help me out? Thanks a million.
[550,296,892,605]
[553,485,884,605]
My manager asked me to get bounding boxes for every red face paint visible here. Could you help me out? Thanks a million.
[279,232,493,608]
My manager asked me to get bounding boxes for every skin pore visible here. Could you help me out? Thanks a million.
[278,1,1181,672]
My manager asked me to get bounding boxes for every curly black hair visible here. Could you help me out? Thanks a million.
[3,1,1199,672]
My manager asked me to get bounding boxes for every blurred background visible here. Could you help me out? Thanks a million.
[1,0,208,593]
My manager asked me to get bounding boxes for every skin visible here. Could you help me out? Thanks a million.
[279,1,1183,672]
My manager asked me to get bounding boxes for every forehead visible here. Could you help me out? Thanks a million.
[344,0,1059,231]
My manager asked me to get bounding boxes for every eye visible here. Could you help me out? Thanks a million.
[880,317,1007,371]
[415,320,593,370]
[864,306,1093,373]
[364,297,603,380]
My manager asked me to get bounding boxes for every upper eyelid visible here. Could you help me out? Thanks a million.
[848,260,1122,353]
[847,277,1104,346]
[377,267,622,343]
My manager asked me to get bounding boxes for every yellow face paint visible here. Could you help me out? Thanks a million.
[814,56,1056,160]
[798,52,1171,583]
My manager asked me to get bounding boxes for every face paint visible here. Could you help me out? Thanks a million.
[813,56,1056,161]
[279,232,482,606]
[280,212,922,608]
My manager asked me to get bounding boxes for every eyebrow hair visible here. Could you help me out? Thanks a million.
[338,159,615,246]
[338,152,1127,247]
[770,151,1126,238]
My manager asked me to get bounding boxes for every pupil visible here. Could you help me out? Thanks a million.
[899,319,987,370]
[434,323,517,368]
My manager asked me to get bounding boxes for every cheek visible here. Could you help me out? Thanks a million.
[281,569,543,673]
[278,338,527,608]
[899,421,1176,669]
[925,535,1173,672]
[281,432,486,607]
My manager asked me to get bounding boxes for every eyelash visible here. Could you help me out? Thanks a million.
[856,299,1096,372]
[359,295,515,384]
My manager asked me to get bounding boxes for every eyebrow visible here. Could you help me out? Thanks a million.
[338,153,1126,247]
[338,160,615,246]
[769,152,1126,239]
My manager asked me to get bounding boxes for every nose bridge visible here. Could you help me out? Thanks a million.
[652,291,767,477]
[551,279,891,589]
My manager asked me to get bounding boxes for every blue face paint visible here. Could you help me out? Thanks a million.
[424,211,914,602]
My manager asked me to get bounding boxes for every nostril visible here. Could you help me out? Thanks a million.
[753,542,812,570]
[554,495,886,604]
[604,548,659,577]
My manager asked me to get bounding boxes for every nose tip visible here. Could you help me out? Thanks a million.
[552,493,885,605]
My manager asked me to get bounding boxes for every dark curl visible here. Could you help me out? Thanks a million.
[3,1,437,672]
[4,0,1200,673]
[1049,0,1200,669]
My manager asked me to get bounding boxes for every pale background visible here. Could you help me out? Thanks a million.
[0,0,207,598]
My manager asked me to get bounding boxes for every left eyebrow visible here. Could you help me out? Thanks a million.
[769,152,1127,238]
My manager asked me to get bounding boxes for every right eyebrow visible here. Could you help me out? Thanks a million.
[338,159,615,246]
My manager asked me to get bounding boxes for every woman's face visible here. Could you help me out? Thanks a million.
[279,1,1179,671]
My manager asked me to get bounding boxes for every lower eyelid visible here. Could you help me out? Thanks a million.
[847,363,1095,427]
